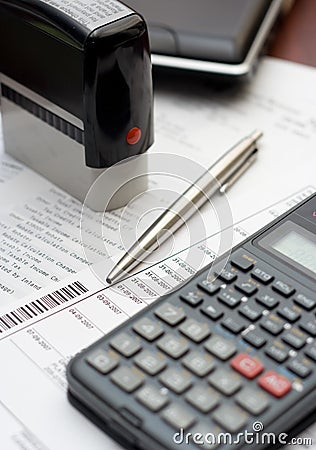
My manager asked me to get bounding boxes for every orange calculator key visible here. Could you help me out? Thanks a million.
[230,353,264,379]
[258,371,292,398]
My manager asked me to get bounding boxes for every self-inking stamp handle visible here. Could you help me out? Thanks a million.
[0,0,153,210]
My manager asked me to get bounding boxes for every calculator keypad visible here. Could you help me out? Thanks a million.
[110,333,142,357]
[208,368,242,396]
[161,403,195,430]
[134,350,166,375]
[230,353,264,379]
[260,315,285,335]
[243,329,266,348]
[155,303,186,325]
[132,317,164,341]
[235,387,270,415]
[204,335,237,360]
[110,366,144,392]
[258,371,292,398]
[182,351,215,376]
[83,247,316,447]
[157,333,189,358]
[86,349,119,374]
[185,385,220,413]
[265,343,289,363]
[136,385,168,411]
[272,280,295,298]
[212,404,248,433]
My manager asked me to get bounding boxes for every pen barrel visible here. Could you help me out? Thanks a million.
[128,131,262,259]
[134,175,220,254]
[207,132,261,187]
[107,176,219,282]
[107,130,262,283]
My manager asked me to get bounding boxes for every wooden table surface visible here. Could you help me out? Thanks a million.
[268,0,316,67]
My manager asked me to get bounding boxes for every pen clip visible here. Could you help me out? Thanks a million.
[219,148,258,194]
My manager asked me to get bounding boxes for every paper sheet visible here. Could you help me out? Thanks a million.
[0,56,315,449]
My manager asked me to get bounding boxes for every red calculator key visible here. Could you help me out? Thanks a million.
[230,353,264,379]
[258,371,292,398]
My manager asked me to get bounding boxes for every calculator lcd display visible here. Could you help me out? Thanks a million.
[258,221,316,280]
[272,231,316,274]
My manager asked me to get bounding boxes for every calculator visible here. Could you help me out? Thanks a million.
[67,193,316,449]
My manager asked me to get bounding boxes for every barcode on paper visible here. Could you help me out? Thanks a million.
[0,281,88,336]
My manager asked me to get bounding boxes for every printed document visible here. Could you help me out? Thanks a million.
[0,57,315,449]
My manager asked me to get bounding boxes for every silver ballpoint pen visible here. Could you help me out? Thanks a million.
[107,130,263,284]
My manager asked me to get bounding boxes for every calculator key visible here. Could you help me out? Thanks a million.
[265,343,289,363]
[110,333,142,357]
[256,293,279,309]
[179,318,210,343]
[198,280,220,296]
[231,255,254,272]
[134,350,166,375]
[300,319,316,337]
[161,403,195,430]
[201,303,224,321]
[204,335,237,360]
[294,293,316,311]
[212,404,248,433]
[242,330,266,348]
[218,290,242,308]
[180,291,203,307]
[185,385,219,413]
[221,316,246,334]
[230,353,264,379]
[272,280,295,298]
[258,371,291,398]
[277,305,301,323]
[236,387,270,416]
[159,368,192,394]
[133,317,164,341]
[86,349,119,374]
[239,302,263,321]
[305,343,316,361]
[208,368,242,395]
[217,269,237,283]
[182,351,215,377]
[110,366,144,392]
[155,303,186,326]
[235,281,258,296]
[260,315,285,336]
[287,358,313,379]
[136,385,169,411]
[157,334,189,359]
[282,329,307,349]
[251,267,274,285]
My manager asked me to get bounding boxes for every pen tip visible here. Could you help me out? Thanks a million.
[250,129,263,141]
[106,265,126,284]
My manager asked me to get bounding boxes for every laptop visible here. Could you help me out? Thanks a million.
[126,0,285,77]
